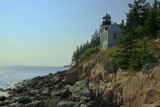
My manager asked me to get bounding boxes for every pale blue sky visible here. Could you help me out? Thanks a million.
[0,0,153,66]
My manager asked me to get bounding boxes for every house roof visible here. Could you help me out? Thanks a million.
[108,23,121,30]
[103,23,121,33]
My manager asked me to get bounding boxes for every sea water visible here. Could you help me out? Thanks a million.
[0,65,70,96]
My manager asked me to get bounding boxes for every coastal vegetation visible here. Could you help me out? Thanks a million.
[1,0,160,107]
[114,0,160,71]
[72,0,160,72]
[71,31,100,64]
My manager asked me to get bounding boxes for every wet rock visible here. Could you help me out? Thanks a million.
[86,100,97,107]
[15,87,23,94]
[155,39,160,44]
[54,82,63,90]
[143,63,153,71]
[51,87,70,99]
[42,87,49,95]
[66,65,83,84]
[30,101,44,107]
[74,100,86,107]
[28,89,38,96]
[57,101,76,107]
[9,102,17,106]
[70,80,91,101]
[0,101,8,106]
[18,97,31,104]
[59,87,70,98]
[0,88,4,91]
[0,96,6,101]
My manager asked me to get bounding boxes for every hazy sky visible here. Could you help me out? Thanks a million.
[0,0,153,66]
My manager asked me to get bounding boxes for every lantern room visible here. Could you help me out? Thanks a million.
[102,13,111,26]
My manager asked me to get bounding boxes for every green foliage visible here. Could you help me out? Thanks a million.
[72,0,160,71]
[72,30,100,64]
[113,26,137,70]
[145,8,160,36]
[81,48,99,60]
[127,0,149,27]
[113,0,159,71]
[129,51,155,71]
[129,40,156,71]
[157,31,160,39]
[135,25,146,37]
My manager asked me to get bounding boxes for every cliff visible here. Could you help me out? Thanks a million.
[0,46,160,106]
[0,59,159,107]
[65,59,160,107]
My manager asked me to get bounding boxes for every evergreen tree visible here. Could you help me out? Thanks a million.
[114,26,137,69]
[145,0,160,37]
[114,0,156,70]
[71,30,100,64]
[129,40,156,71]
[127,0,148,27]
[90,30,100,47]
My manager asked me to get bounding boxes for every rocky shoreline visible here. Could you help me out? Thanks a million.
[0,70,100,107]
[0,60,160,107]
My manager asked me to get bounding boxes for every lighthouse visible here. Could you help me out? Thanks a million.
[102,13,111,27]
[99,13,122,50]
[100,13,112,47]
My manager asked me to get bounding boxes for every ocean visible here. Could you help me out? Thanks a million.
[0,65,70,96]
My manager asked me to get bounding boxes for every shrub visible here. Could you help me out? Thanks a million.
[157,31,160,39]
[81,47,99,60]
[129,50,156,71]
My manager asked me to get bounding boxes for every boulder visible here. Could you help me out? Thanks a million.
[52,86,70,99]
[66,65,83,84]
[100,60,114,73]
[18,97,31,104]
[42,87,49,95]
[142,63,153,72]
[0,101,8,106]
[57,101,76,107]
[82,60,96,78]
[0,88,4,91]
[91,61,115,82]
[154,39,160,44]
[70,80,91,101]
[86,100,97,107]
[74,100,86,107]
[54,82,63,90]
[91,65,103,81]
[0,96,6,101]
[29,89,38,96]
[31,101,44,107]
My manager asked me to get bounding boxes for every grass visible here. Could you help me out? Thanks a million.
[75,47,100,66]
[97,46,120,62]
[147,38,160,55]
[75,37,160,67]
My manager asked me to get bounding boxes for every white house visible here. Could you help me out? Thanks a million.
[99,13,123,50]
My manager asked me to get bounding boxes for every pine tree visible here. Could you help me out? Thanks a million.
[114,0,150,70]
[127,0,148,27]
[129,40,156,71]
[145,0,160,37]
[114,26,137,69]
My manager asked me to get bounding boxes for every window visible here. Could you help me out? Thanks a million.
[113,33,117,39]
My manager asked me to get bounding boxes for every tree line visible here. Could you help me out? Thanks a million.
[114,0,160,71]
[71,0,160,71]
[71,30,100,64]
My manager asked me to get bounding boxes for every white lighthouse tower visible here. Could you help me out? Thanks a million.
[99,13,111,47]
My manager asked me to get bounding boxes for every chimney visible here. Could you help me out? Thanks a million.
[121,20,124,26]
